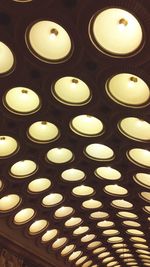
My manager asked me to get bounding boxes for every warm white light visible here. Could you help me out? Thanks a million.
[111,199,133,209]
[130,237,146,243]
[0,42,14,74]
[0,136,18,158]
[61,244,75,256]
[65,217,82,227]
[117,211,138,219]
[107,236,123,243]
[127,229,144,236]
[134,173,150,188]
[81,234,96,243]
[41,229,58,242]
[4,87,40,114]
[84,143,114,161]
[54,206,74,218]
[75,256,87,266]
[103,229,119,236]
[82,199,102,209]
[26,20,72,62]
[46,147,73,164]
[61,168,85,182]
[123,221,141,227]
[87,241,101,249]
[97,220,114,228]
[42,193,63,206]
[0,194,21,212]
[14,208,35,224]
[104,184,128,196]
[98,251,111,259]
[95,166,121,180]
[0,180,2,191]
[69,251,82,261]
[128,148,150,167]
[93,247,106,254]
[28,178,51,193]
[72,185,94,196]
[73,226,89,236]
[10,160,37,178]
[82,260,93,267]
[29,220,48,235]
[52,76,91,105]
[52,237,67,249]
[140,191,150,202]
[90,211,109,220]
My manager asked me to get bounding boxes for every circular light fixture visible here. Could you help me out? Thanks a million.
[98,251,111,259]
[112,243,127,249]
[93,247,106,254]
[111,199,133,209]
[69,251,82,261]
[42,193,63,207]
[26,20,73,63]
[89,8,143,57]
[0,136,19,158]
[52,76,91,106]
[52,237,67,249]
[127,148,150,168]
[70,115,104,137]
[72,185,94,197]
[65,217,83,228]
[4,87,41,115]
[0,194,21,212]
[104,184,128,196]
[126,229,144,236]
[102,256,115,263]
[140,192,150,202]
[116,248,130,254]
[81,234,96,243]
[46,147,74,164]
[29,219,48,235]
[61,168,85,182]
[82,260,93,267]
[118,117,150,142]
[133,244,148,249]
[107,262,119,267]
[28,121,60,143]
[82,199,102,209]
[41,229,58,242]
[61,244,75,256]
[95,166,121,180]
[107,237,124,243]
[14,208,35,224]
[90,211,109,220]
[10,160,38,178]
[97,220,115,228]
[136,250,150,255]
[133,173,150,188]
[143,206,150,214]
[0,42,15,75]
[75,256,87,266]
[117,211,138,219]
[54,206,74,218]
[87,241,101,249]
[106,73,150,107]
[73,226,89,236]
[122,221,141,227]
[84,143,114,161]
[28,178,51,193]
[103,229,120,236]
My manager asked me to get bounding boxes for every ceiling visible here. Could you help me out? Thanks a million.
[0,1,150,267]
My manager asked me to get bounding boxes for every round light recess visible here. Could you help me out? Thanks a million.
[69,251,82,261]
[90,211,109,220]
[54,206,74,218]
[0,42,15,75]
[14,208,35,225]
[140,192,150,202]
[46,147,74,164]
[107,236,124,243]
[52,237,67,249]
[0,194,21,212]
[84,143,114,161]
[82,260,93,267]
[28,121,60,143]
[41,229,58,242]
[42,193,63,207]
[61,168,85,182]
[28,178,51,193]
[104,184,128,196]
[61,244,75,256]
[127,148,150,168]
[143,206,150,214]
[70,115,104,137]
[72,185,94,197]
[93,247,106,254]
[97,220,115,228]
[87,241,101,249]
[81,234,96,243]
[73,226,89,236]
[95,166,121,180]
[98,252,111,259]
[26,20,73,63]
[133,173,150,189]
[106,73,150,107]
[0,136,19,158]
[102,256,115,263]
[4,87,41,115]
[75,256,87,266]
[52,76,91,105]
[89,8,143,57]
[111,199,133,209]
[117,211,138,219]
[65,217,83,228]
[103,229,120,236]
[10,160,38,178]
[130,236,147,242]
[133,244,148,249]
[82,199,102,209]
[122,221,141,227]
[13,0,32,2]
[126,229,144,236]
[29,220,48,235]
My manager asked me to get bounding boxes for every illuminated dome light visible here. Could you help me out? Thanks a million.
[130,237,147,243]
[104,184,128,196]
[81,234,96,243]
[102,229,120,236]
[70,115,104,137]
[126,229,144,236]
[106,73,150,107]
[29,219,48,235]
[69,251,82,261]
[4,87,41,115]
[97,220,115,228]
[118,117,150,142]
[133,243,149,249]
[112,243,127,249]
[61,168,85,182]
[90,211,109,220]
[143,206,150,214]
[41,229,58,242]
[140,192,150,202]
[107,236,124,243]
[127,148,150,168]
[75,256,88,266]
[93,247,106,254]
[117,211,138,219]
[116,248,130,254]
[52,237,67,249]
[61,244,75,256]
[98,252,111,259]
[107,262,119,267]
[111,199,133,209]
[87,241,101,249]
[89,8,143,57]
[54,206,74,218]
[120,253,134,258]
[72,185,94,197]
[10,160,37,178]
[139,255,150,260]
[42,193,63,207]
[82,199,102,209]
[46,147,74,164]
[136,250,150,255]
[26,20,73,63]
[122,221,141,227]
[133,173,150,189]
[0,194,21,212]
[0,136,19,158]
[0,42,15,75]
[102,256,115,264]
[95,166,121,180]
[82,260,93,267]
[65,217,83,228]
[28,178,51,193]
[14,208,35,225]
[28,121,60,143]
[52,76,91,106]
[84,143,114,161]
[73,226,89,236]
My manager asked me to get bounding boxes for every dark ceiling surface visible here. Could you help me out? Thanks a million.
[0,1,150,267]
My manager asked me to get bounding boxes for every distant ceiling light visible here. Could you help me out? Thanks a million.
[28,178,51,193]
[107,236,124,243]
[54,206,74,218]
[133,173,150,188]
[65,217,83,228]
[95,166,121,180]
[4,87,41,115]
[126,229,144,236]
[122,221,141,227]
[72,185,94,197]
[127,148,150,168]
[93,247,106,254]
[13,208,35,225]
[104,184,128,196]
[81,234,96,243]
[46,147,74,164]
[73,226,89,236]
[112,243,127,249]
[90,211,109,220]
[0,42,15,75]
[28,121,60,143]
[111,199,133,209]
[118,117,150,141]
[26,20,73,63]
[61,168,85,182]
[97,220,115,228]
[136,250,150,255]
[0,136,19,158]
[89,8,143,57]
[140,192,150,202]
[41,229,58,242]
[82,199,102,209]
[69,251,82,261]
[98,251,111,259]
[143,206,150,214]
[117,211,138,219]
[107,261,119,267]
[116,248,130,254]
[52,237,67,249]
[84,143,114,161]
[82,260,93,267]
[61,244,75,256]
[103,229,119,236]
[10,160,38,178]
[0,194,21,212]
[29,219,48,235]
[133,244,149,249]
[75,256,87,266]
[87,241,101,249]
[70,115,104,137]
[42,193,63,207]
[102,256,115,263]
[106,73,150,107]
[52,76,91,105]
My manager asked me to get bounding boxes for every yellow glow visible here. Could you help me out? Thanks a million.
[104,184,128,196]
[52,237,67,249]
[69,251,82,261]
[134,173,150,188]
[54,206,73,218]
[95,166,121,180]
[29,220,48,235]
[0,42,14,74]
[128,148,150,167]
[0,194,21,212]
[41,229,58,242]
[85,143,114,161]
[28,178,51,193]
[0,136,18,158]
[14,208,35,224]
[47,147,73,163]
[61,168,85,181]
[42,193,63,206]
[82,199,102,209]
[97,220,114,228]
[65,217,82,227]
[72,185,94,196]
[10,160,37,178]
[90,211,109,220]
[61,244,75,256]
[73,226,89,236]
[75,256,87,266]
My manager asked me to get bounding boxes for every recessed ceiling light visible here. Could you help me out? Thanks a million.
[107,261,119,267]
[136,250,150,255]
[102,256,115,263]
[0,41,15,75]
[70,115,104,137]
[72,185,94,197]
[95,166,121,180]
[0,194,21,212]
[4,87,41,115]
[42,193,63,207]
[52,237,67,249]
[28,178,51,193]
[102,229,120,236]
[61,244,75,256]
[0,136,19,158]
[84,143,114,161]
[127,148,150,168]
[133,173,150,188]
[61,168,85,182]
[87,241,101,249]
[122,221,141,227]
[116,248,130,254]
[140,192,150,202]
[26,20,73,63]
[41,229,58,242]
[106,73,150,107]
[10,160,38,178]
[130,237,146,243]
[52,76,91,106]
[97,220,115,228]
[98,251,111,259]
[107,237,123,243]
[54,206,74,218]
[143,206,150,214]
[133,243,149,249]
[112,243,127,249]
[68,251,82,261]
[82,199,102,209]
[13,0,32,2]
[117,211,138,219]
[111,199,133,209]
[93,247,106,254]
[29,219,48,235]
[104,184,128,196]
[90,211,109,220]
[89,8,143,57]
[126,229,144,236]
[65,217,83,228]
[81,234,96,243]
[13,208,35,224]
[73,226,89,236]
[82,260,93,267]
[46,147,74,164]
[75,256,87,266]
